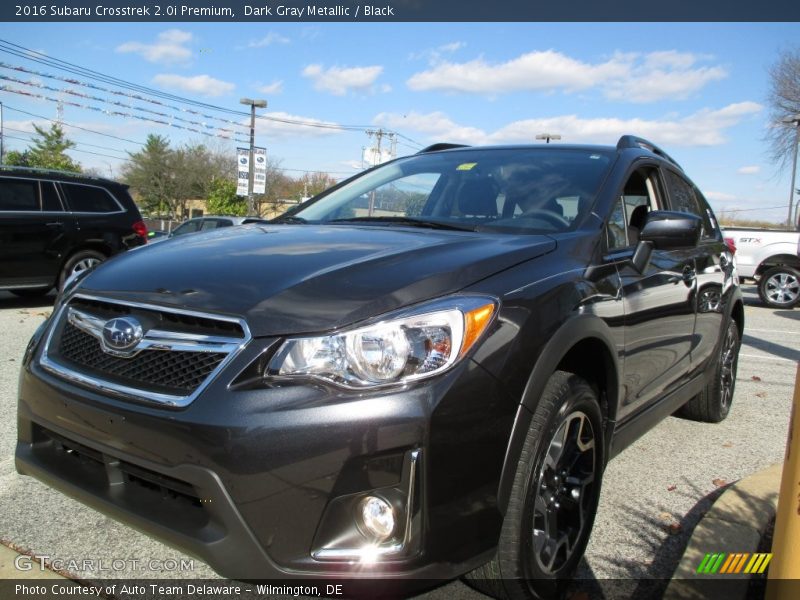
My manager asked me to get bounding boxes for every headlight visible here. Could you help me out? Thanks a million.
[266,297,496,388]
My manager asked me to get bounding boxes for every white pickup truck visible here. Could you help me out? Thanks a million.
[722,227,800,308]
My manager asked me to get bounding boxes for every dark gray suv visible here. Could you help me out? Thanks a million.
[0,167,147,296]
[16,137,742,599]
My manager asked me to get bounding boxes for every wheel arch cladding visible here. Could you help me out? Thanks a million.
[496,315,620,516]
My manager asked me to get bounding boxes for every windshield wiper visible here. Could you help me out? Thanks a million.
[328,216,475,231]
[270,215,308,224]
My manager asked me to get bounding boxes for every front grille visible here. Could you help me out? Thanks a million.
[41,294,250,406]
[59,323,225,395]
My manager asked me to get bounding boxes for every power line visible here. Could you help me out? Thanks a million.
[0,41,414,138]
[5,125,131,157]
[1,133,132,163]
[4,105,147,146]
[0,85,250,143]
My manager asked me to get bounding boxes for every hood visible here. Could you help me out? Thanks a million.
[79,224,555,336]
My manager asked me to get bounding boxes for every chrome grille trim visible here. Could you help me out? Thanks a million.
[67,307,244,357]
[40,293,252,408]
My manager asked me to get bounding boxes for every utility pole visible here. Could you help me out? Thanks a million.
[240,97,267,214]
[0,101,4,165]
[783,115,800,230]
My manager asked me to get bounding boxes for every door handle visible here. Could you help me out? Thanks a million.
[45,222,64,229]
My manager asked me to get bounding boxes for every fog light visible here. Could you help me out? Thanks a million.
[359,496,395,540]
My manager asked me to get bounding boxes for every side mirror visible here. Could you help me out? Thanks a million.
[639,210,702,250]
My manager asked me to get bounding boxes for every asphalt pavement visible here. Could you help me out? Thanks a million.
[0,286,796,598]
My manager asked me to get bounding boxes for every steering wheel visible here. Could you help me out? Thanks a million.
[518,209,571,228]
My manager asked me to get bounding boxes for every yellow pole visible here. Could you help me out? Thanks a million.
[767,363,800,596]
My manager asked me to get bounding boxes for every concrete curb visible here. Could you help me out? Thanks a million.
[663,463,782,600]
[0,543,68,580]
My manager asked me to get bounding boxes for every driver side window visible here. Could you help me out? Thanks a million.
[607,169,662,250]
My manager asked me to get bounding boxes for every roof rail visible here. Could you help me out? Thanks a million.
[0,164,117,183]
[417,143,470,154]
[616,135,682,170]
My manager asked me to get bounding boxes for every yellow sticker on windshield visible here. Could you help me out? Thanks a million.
[456,163,478,171]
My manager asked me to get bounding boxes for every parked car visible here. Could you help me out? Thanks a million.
[0,166,147,296]
[17,137,743,598]
[721,226,800,308]
[166,215,269,239]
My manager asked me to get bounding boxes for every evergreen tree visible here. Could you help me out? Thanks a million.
[5,124,81,171]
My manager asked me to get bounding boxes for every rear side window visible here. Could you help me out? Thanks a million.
[60,183,120,213]
[0,178,38,211]
[663,169,714,238]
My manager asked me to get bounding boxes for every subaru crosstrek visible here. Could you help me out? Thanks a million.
[16,136,743,598]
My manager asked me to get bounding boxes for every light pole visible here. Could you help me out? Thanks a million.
[240,97,267,215]
[783,114,800,230]
[536,133,561,144]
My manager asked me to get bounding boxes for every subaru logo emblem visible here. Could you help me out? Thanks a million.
[102,317,143,352]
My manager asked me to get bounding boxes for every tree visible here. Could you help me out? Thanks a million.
[206,178,247,216]
[4,149,31,167]
[122,134,176,216]
[122,136,234,218]
[4,124,81,171]
[765,47,800,168]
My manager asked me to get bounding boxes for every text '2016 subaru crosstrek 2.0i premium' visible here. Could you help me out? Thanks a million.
[17,136,742,599]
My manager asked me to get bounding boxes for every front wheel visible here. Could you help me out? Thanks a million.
[758,266,800,309]
[466,371,604,599]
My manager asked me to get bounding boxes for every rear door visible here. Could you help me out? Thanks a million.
[661,168,732,371]
[0,177,74,289]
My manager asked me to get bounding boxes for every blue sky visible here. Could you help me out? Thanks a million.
[0,22,798,222]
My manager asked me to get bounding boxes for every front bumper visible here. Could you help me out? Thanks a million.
[16,337,513,581]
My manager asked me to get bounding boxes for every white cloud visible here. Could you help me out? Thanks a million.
[257,80,284,95]
[374,101,762,147]
[409,41,466,62]
[152,74,235,97]
[251,111,345,139]
[737,165,761,175]
[116,29,193,65]
[407,49,727,103]
[302,64,384,95]
[248,32,290,48]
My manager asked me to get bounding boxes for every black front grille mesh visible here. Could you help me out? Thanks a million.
[58,323,226,395]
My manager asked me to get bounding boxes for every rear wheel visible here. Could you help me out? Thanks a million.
[58,250,105,290]
[466,371,604,599]
[758,266,800,309]
[679,319,740,423]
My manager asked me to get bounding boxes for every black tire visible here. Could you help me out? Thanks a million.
[10,288,52,298]
[58,249,105,290]
[465,371,605,600]
[679,319,740,423]
[758,266,800,309]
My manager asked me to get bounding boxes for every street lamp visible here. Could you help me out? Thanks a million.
[240,97,267,215]
[536,133,561,144]
[783,114,800,230]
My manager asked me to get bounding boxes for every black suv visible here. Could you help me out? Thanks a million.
[0,167,147,296]
[16,137,742,598]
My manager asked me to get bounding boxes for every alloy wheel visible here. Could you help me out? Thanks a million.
[764,271,800,306]
[719,324,739,411]
[532,410,597,575]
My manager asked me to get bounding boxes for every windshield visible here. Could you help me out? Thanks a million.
[291,147,613,233]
